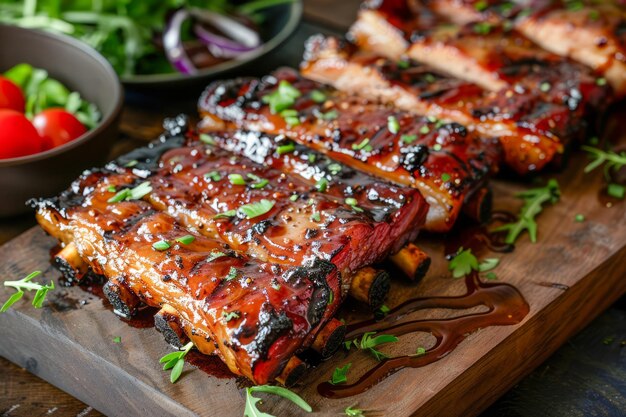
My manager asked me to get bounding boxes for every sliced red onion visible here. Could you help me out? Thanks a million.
[163,8,197,75]
[163,7,263,75]
[189,7,261,49]
[193,24,259,58]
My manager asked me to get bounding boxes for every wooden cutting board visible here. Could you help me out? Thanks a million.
[1,119,626,417]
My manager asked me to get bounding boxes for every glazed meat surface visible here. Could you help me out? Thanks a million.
[31,120,427,384]
[422,0,626,96]
[301,34,581,173]
[198,68,501,232]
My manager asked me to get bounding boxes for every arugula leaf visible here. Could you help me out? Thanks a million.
[346,331,399,361]
[2,271,54,312]
[244,385,312,417]
[492,179,561,244]
[330,363,351,385]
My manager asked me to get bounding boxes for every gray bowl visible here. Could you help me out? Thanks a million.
[123,2,302,91]
[0,24,124,217]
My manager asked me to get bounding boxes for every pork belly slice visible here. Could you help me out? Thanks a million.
[32,173,338,384]
[423,0,626,97]
[301,34,577,174]
[198,68,501,232]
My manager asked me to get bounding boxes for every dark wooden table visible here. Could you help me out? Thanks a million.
[1,1,625,416]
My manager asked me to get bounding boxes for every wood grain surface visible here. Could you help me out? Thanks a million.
[1,1,625,416]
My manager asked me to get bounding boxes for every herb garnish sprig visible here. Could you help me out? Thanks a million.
[344,331,399,361]
[582,146,626,178]
[1,271,54,312]
[448,248,499,279]
[159,341,194,383]
[244,385,312,417]
[492,179,561,244]
[330,363,351,385]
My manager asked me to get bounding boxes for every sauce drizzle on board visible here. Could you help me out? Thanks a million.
[317,272,529,398]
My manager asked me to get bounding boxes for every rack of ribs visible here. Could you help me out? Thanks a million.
[301,34,597,174]
[31,118,428,384]
[421,0,626,97]
[198,68,501,232]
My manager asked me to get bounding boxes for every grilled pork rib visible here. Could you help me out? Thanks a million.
[301,34,579,174]
[31,120,428,384]
[198,68,501,232]
[422,0,626,97]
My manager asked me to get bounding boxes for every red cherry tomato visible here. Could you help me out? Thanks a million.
[32,108,87,149]
[0,109,42,159]
[0,76,25,112]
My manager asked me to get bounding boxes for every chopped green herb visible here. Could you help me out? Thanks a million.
[1,271,54,312]
[310,89,327,103]
[596,77,607,86]
[344,405,365,417]
[474,0,488,11]
[419,125,430,135]
[602,336,615,345]
[424,73,437,83]
[397,59,410,69]
[113,336,121,343]
[473,22,493,35]
[478,258,499,272]
[207,251,227,262]
[277,143,296,155]
[575,214,585,222]
[387,116,400,134]
[125,159,138,168]
[152,240,171,251]
[307,153,316,163]
[449,248,479,278]
[289,194,299,202]
[328,163,342,175]
[346,331,399,361]
[352,138,372,152]
[310,212,321,222]
[244,385,312,417]
[175,235,195,245]
[607,183,625,199]
[316,178,329,192]
[379,304,390,314]
[345,197,363,213]
[225,267,239,282]
[540,82,551,92]
[401,134,418,144]
[441,173,451,182]
[199,133,216,145]
[222,311,240,322]
[159,341,194,383]
[214,209,237,219]
[228,174,246,186]
[271,281,281,291]
[493,179,561,244]
[204,171,221,182]
[238,199,275,219]
[284,116,300,126]
[247,173,269,189]
[330,363,351,385]
[107,185,116,193]
[567,0,584,11]
[485,272,498,280]
[588,10,600,21]
[413,346,426,356]
[318,109,338,120]
[433,143,442,151]
[262,80,301,114]
[107,181,152,203]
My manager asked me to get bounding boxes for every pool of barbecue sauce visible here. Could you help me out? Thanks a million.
[318,211,526,398]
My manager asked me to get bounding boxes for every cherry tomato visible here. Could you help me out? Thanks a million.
[32,108,87,149]
[0,109,42,159]
[0,76,25,112]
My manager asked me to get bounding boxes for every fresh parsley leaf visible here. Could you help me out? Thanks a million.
[478,258,499,272]
[159,341,193,383]
[175,235,195,245]
[152,240,171,251]
[225,267,239,282]
[238,199,275,219]
[448,248,479,278]
[244,385,312,417]
[214,209,237,219]
[207,251,227,262]
[330,363,351,385]
[113,336,122,343]
[492,179,561,244]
